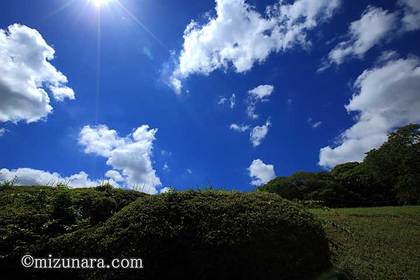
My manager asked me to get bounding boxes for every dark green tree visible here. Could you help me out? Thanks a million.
[363,124,420,204]
[260,124,420,206]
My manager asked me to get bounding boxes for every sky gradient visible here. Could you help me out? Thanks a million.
[1,0,420,193]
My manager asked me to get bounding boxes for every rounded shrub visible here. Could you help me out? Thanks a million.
[53,191,331,280]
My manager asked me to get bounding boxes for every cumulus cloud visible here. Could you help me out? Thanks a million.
[319,55,420,168]
[79,124,161,194]
[250,120,271,147]
[248,85,274,100]
[324,6,398,67]
[400,0,420,31]
[0,24,74,123]
[105,170,124,182]
[0,168,103,188]
[230,123,250,132]
[247,85,274,119]
[248,159,276,186]
[79,125,124,157]
[0,128,6,137]
[170,0,341,93]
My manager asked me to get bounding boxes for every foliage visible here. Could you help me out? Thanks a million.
[362,124,420,204]
[0,185,146,276]
[259,172,364,207]
[0,188,331,279]
[258,124,420,207]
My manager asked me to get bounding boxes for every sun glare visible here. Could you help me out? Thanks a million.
[91,0,110,8]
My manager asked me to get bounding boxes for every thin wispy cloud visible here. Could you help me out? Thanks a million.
[230,123,250,133]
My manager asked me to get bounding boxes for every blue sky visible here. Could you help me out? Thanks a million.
[0,0,420,193]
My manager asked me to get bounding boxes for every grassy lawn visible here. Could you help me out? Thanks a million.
[311,206,420,280]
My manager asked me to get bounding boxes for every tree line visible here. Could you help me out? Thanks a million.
[258,124,420,207]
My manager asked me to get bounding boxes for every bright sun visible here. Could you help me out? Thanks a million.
[91,0,111,8]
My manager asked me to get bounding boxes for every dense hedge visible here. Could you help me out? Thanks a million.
[0,185,146,275]
[1,188,331,279]
[48,191,331,280]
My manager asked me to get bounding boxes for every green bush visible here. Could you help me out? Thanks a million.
[50,191,331,280]
[258,172,364,207]
[0,185,145,275]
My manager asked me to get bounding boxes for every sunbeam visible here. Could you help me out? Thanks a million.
[90,0,112,9]
[95,4,102,124]
[114,0,169,51]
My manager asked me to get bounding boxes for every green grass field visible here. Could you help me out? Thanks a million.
[311,206,420,280]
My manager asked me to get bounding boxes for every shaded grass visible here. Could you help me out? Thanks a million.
[311,206,420,280]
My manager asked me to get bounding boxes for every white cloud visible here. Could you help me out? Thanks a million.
[400,0,420,31]
[376,50,400,63]
[0,128,6,137]
[319,55,420,168]
[250,120,271,147]
[248,159,276,186]
[105,170,124,182]
[217,93,236,109]
[0,168,102,188]
[248,85,274,100]
[308,117,322,128]
[79,125,124,157]
[325,6,398,67]
[312,121,322,128]
[0,24,74,123]
[230,123,250,132]
[218,93,236,108]
[159,186,172,193]
[247,85,275,119]
[49,86,75,102]
[230,93,236,109]
[186,168,193,174]
[169,75,182,95]
[218,96,227,105]
[162,162,170,171]
[246,105,258,120]
[170,0,341,93]
[79,124,161,194]
[66,171,111,187]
